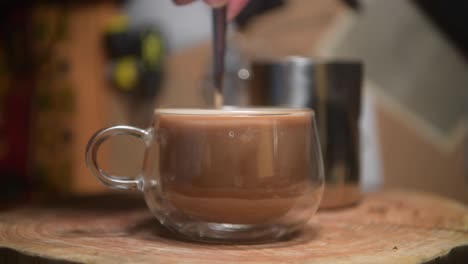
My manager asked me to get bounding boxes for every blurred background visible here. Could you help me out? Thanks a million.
[0,0,466,206]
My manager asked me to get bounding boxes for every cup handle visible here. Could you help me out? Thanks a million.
[85,125,151,190]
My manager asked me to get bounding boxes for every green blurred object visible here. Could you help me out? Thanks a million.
[142,30,163,70]
[104,15,165,98]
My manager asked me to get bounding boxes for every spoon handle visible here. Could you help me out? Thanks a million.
[212,5,227,107]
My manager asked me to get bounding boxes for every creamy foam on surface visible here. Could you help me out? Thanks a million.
[155,107,313,116]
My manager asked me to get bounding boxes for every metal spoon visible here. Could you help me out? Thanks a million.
[212,5,227,108]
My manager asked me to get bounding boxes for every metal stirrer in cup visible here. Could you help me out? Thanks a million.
[212,5,227,109]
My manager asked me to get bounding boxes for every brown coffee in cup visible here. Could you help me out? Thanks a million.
[150,109,322,224]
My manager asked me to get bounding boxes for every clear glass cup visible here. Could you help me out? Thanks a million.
[86,108,324,243]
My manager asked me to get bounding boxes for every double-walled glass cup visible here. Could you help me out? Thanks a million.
[86,108,324,243]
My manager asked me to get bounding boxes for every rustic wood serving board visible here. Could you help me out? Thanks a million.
[0,190,467,264]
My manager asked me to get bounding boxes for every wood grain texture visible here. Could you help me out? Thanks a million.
[0,190,467,264]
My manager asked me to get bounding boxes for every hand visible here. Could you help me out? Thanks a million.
[173,0,249,20]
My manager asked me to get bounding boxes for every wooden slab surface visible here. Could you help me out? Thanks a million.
[0,190,467,264]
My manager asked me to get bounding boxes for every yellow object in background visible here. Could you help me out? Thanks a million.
[114,56,139,91]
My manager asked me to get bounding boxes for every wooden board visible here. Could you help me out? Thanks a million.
[0,190,467,264]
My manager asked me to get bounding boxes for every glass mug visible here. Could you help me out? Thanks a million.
[86,108,324,243]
